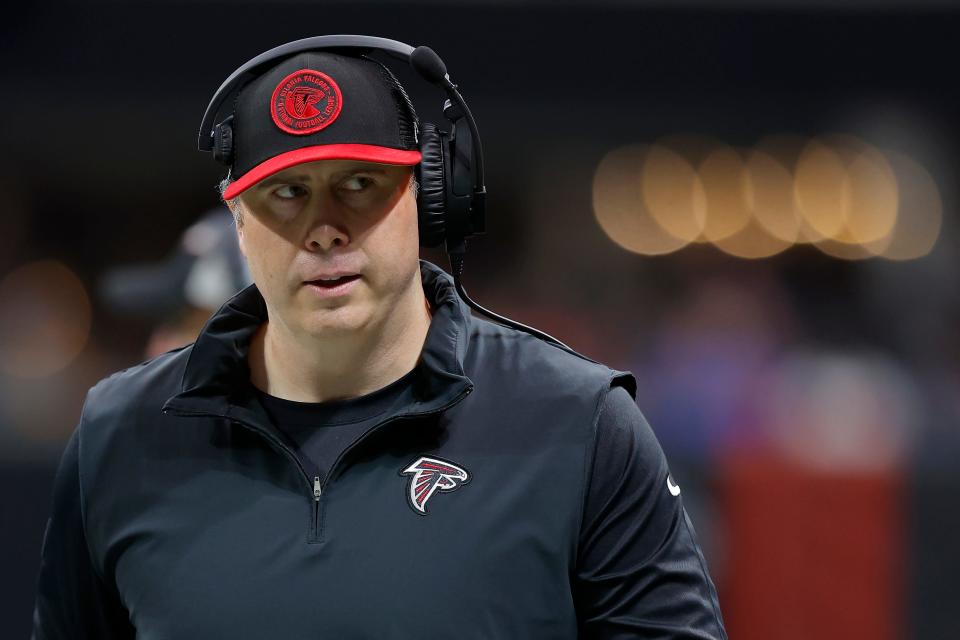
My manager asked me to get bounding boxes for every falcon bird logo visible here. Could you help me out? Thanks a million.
[286,86,326,119]
[400,456,470,515]
[270,69,342,135]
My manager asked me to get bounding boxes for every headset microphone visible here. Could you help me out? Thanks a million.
[409,46,448,85]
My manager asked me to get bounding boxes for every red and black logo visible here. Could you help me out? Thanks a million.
[270,69,343,135]
[399,456,470,515]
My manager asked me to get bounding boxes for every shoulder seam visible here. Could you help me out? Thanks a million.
[471,324,612,369]
[570,378,614,573]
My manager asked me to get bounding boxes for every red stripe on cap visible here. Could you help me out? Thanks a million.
[223,144,422,200]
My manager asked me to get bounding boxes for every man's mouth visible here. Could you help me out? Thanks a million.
[305,274,361,288]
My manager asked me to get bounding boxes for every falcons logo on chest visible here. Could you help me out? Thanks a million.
[399,456,470,515]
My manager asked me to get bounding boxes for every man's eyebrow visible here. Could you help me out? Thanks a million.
[255,174,310,190]
[335,167,388,177]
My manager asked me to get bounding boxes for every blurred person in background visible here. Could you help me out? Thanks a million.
[99,207,253,359]
[30,37,726,638]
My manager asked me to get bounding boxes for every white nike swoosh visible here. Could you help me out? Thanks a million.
[667,474,681,496]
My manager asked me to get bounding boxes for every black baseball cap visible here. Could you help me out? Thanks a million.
[222,51,421,200]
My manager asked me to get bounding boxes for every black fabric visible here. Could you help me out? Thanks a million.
[232,51,420,177]
[577,385,727,639]
[31,259,727,639]
[253,368,729,639]
[31,429,135,640]
[255,366,418,484]
[363,55,420,148]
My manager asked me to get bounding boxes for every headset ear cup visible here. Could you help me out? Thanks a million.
[416,122,447,248]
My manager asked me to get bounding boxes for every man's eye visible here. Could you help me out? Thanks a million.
[274,185,307,199]
[341,176,374,192]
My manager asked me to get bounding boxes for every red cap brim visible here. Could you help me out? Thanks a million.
[223,144,422,200]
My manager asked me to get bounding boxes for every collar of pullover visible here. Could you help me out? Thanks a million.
[161,259,475,427]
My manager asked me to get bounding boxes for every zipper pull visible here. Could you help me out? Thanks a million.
[313,476,321,501]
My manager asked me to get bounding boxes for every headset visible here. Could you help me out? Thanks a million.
[199,34,572,351]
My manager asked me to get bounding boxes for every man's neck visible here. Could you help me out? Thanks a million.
[248,278,433,403]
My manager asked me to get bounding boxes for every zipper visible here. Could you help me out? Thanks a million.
[306,386,473,541]
[162,406,321,539]
[317,385,474,496]
[313,475,321,539]
[162,383,473,543]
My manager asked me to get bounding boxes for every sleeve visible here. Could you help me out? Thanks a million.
[31,422,136,640]
[572,384,728,640]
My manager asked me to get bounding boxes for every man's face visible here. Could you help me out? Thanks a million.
[234,159,420,339]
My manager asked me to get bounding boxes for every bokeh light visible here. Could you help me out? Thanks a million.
[642,144,707,243]
[0,260,92,378]
[794,139,849,240]
[745,148,802,244]
[714,218,793,259]
[592,144,690,255]
[593,133,942,262]
[841,146,899,245]
[868,151,942,261]
[699,146,753,243]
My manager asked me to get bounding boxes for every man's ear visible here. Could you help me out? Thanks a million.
[236,223,246,258]
[228,200,247,258]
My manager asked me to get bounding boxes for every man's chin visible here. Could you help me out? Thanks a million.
[297,305,370,337]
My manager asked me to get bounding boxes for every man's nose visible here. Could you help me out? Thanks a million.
[304,198,350,251]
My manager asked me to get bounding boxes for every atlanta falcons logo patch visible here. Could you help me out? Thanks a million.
[399,456,470,515]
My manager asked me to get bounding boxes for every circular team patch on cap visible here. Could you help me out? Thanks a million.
[270,69,343,135]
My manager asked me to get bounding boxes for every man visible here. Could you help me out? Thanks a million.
[99,206,253,359]
[32,43,727,638]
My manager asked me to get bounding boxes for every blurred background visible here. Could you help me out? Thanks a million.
[3,1,958,638]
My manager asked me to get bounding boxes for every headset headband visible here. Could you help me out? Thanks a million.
[198,36,414,151]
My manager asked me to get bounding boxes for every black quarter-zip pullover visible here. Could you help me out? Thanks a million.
[32,258,727,639]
